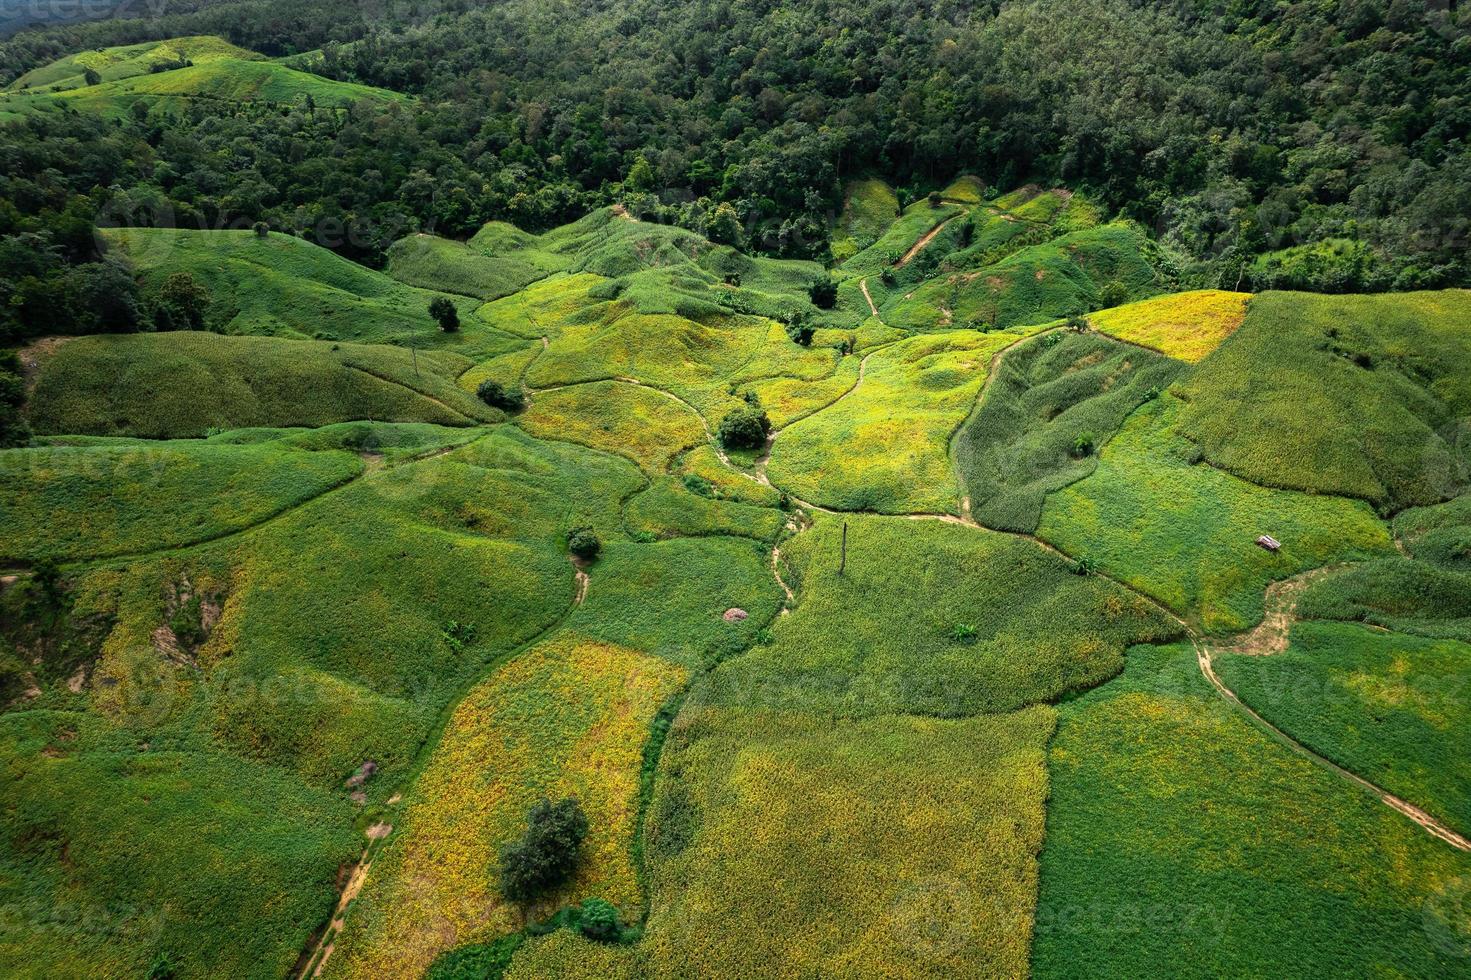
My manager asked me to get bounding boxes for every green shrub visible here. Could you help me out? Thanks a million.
[577,898,623,943]
[476,379,526,412]
[498,797,589,902]
[807,277,837,309]
[682,473,715,498]
[1100,280,1128,308]
[567,527,602,561]
[717,406,771,450]
[1072,432,1096,457]
[430,296,461,332]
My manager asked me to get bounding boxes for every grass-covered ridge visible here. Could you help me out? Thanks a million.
[0,51,405,120]
[104,228,506,355]
[955,329,1187,532]
[27,332,497,438]
[1037,395,1394,631]
[1173,289,1471,511]
[3,35,263,93]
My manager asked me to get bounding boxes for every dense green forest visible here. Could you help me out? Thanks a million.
[2,0,1469,350]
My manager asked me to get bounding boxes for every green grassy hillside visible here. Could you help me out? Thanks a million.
[27,333,497,438]
[0,51,404,121]
[882,222,1165,331]
[955,329,1187,532]
[1173,290,1471,511]
[104,228,510,357]
[385,231,563,302]
[3,35,262,93]
[7,181,1471,980]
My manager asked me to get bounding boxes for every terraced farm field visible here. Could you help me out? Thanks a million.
[4,156,1471,980]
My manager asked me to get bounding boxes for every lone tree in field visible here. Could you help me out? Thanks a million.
[83,68,102,86]
[808,276,837,309]
[718,405,771,450]
[498,797,589,902]
[429,296,460,332]
[253,221,269,238]
[476,379,525,412]
[567,527,601,561]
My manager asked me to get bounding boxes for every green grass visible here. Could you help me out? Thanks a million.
[675,446,781,507]
[1298,558,1471,642]
[104,229,510,357]
[1397,491,1471,571]
[835,201,962,280]
[623,476,784,543]
[385,231,565,301]
[0,56,405,121]
[702,515,1177,717]
[519,381,708,474]
[524,310,765,420]
[1217,621,1471,837]
[829,178,900,263]
[1037,395,1394,631]
[0,711,360,980]
[1173,290,1471,510]
[4,35,262,93]
[326,636,687,980]
[955,329,1187,532]
[1033,641,1471,978]
[0,438,360,562]
[563,536,782,671]
[27,332,497,438]
[939,175,988,203]
[767,328,1031,513]
[509,704,1055,980]
[883,222,1165,331]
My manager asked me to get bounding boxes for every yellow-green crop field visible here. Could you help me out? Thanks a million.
[4,164,1470,980]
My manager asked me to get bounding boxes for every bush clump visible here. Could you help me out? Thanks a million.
[808,277,837,309]
[718,406,771,450]
[498,797,589,902]
[429,296,460,332]
[476,379,525,412]
[567,527,602,561]
[576,897,624,943]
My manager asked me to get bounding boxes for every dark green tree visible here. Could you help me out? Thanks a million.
[498,797,589,902]
[429,296,460,332]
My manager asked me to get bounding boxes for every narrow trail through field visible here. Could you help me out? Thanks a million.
[1193,636,1471,851]
[1207,565,1342,656]
[897,214,959,267]
[859,277,880,317]
[297,822,393,979]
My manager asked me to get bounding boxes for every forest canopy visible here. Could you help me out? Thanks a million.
[1,0,1469,343]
